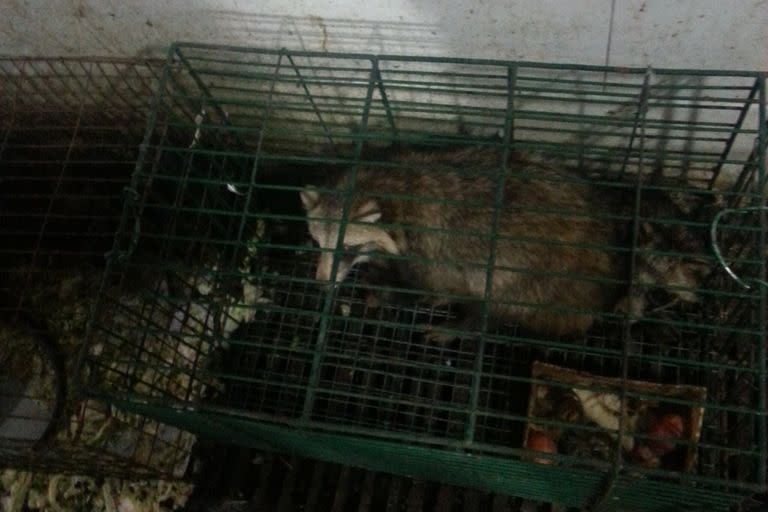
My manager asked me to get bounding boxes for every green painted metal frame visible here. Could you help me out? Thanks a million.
[80,43,768,511]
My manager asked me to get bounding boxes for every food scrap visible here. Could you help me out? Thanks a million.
[524,362,705,472]
[526,429,558,465]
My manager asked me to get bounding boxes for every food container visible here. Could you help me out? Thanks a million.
[523,362,706,472]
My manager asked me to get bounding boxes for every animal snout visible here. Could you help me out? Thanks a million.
[314,254,349,284]
[314,255,332,282]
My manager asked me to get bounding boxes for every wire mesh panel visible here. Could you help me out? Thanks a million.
[0,57,203,482]
[82,44,767,511]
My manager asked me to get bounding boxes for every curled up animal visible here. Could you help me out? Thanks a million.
[301,146,711,342]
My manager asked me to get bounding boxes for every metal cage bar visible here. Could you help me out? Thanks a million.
[302,59,380,421]
[1,55,196,483]
[755,74,767,485]
[71,44,768,510]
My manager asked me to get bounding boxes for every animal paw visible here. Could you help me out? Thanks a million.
[420,324,459,345]
[365,292,382,309]
[614,294,645,323]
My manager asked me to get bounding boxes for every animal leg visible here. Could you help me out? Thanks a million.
[613,292,646,324]
[419,304,485,344]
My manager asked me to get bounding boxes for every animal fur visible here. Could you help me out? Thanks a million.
[301,146,708,338]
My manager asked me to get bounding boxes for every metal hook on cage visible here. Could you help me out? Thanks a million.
[709,205,768,290]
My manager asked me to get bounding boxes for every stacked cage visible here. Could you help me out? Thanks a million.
[81,44,767,511]
[0,57,202,482]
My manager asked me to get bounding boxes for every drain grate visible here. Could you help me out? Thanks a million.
[186,445,541,512]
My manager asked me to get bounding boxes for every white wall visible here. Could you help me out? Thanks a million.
[1,0,766,70]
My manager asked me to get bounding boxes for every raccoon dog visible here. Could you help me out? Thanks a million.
[301,146,706,340]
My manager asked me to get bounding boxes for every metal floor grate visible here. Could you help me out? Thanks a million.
[187,447,541,512]
[186,445,768,512]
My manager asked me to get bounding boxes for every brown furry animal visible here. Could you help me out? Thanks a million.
[301,146,706,339]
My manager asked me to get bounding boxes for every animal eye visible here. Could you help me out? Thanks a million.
[344,243,362,251]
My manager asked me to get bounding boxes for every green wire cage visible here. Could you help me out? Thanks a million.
[80,43,766,511]
[0,56,206,484]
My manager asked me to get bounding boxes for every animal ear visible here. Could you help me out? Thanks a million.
[300,186,319,211]
[353,199,381,224]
